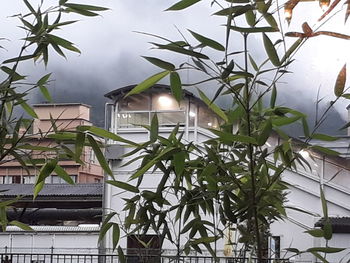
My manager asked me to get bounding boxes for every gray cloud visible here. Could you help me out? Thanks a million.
[1,0,349,133]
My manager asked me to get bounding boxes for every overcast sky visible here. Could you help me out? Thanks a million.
[1,0,350,132]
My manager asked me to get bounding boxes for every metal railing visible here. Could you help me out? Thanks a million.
[0,253,290,263]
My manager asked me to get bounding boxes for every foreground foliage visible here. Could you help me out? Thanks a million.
[0,0,108,230]
[101,0,350,262]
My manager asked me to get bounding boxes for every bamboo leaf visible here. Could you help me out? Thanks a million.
[77,125,139,146]
[106,180,139,193]
[188,30,225,51]
[126,71,170,97]
[230,26,278,33]
[87,135,113,177]
[63,3,109,11]
[311,145,339,156]
[39,86,52,102]
[150,114,158,142]
[263,33,280,67]
[170,71,182,104]
[305,229,324,238]
[334,64,346,97]
[112,223,120,250]
[20,101,38,118]
[54,165,75,184]
[312,133,338,141]
[37,73,52,86]
[152,43,209,59]
[198,89,228,122]
[307,247,345,253]
[117,246,126,263]
[143,56,175,70]
[166,0,201,11]
[9,220,33,231]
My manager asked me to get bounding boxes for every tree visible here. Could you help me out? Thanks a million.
[0,0,110,230]
[101,0,350,262]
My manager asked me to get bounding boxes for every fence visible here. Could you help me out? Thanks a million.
[0,253,290,263]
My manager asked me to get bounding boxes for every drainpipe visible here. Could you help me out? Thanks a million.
[99,102,114,257]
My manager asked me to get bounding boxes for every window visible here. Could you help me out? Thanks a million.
[11,176,22,184]
[127,235,161,263]
[269,236,281,259]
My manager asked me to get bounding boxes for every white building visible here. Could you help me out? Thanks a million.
[103,84,350,262]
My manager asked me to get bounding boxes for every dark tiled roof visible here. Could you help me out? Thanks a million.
[104,84,195,100]
[0,183,102,198]
[315,217,350,233]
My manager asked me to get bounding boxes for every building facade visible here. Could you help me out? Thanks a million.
[103,84,350,262]
[0,103,103,184]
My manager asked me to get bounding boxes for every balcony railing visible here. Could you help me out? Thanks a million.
[0,253,290,263]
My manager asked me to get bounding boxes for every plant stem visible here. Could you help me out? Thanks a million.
[243,33,262,263]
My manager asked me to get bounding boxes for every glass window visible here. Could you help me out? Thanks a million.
[189,102,197,127]
[117,112,150,128]
[151,93,183,111]
[119,94,150,111]
[11,176,22,184]
[152,112,186,127]
[198,104,219,129]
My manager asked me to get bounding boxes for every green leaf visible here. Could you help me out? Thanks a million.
[20,101,38,118]
[198,89,228,122]
[324,222,333,240]
[245,9,256,26]
[77,125,138,146]
[87,135,113,177]
[143,56,175,70]
[98,222,113,243]
[39,86,52,102]
[310,252,329,263]
[106,180,139,193]
[1,66,26,81]
[54,165,75,184]
[150,114,159,142]
[37,73,52,86]
[173,152,186,175]
[257,119,272,146]
[126,71,170,97]
[281,38,302,63]
[170,71,182,104]
[36,159,58,186]
[112,223,120,250]
[334,64,346,97]
[47,34,81,53]
[166,0,201,11]
[312,133,338,141]
[305,229,324,238]
[64,3,109,11]
[9,220,33,231]
[188,30,225,51]
[272,116,300,126]
[248,54,258,71]
[152,43,209,60]
[302,117,310,137]
[117,246,126,263]
[129,147,177,180]
[230,26,278,33]
[270,84,277,108]
[23,0,36,14]
[307,247,345,253]
[263,13,278,29]
[311,145,339,156]
[75,132,85,159]
[285,248,300,254]
[211,130,257,144]
[3,54,37,64]
[263,33,280,67]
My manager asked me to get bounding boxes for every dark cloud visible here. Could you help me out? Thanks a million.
[1,1,349,132]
